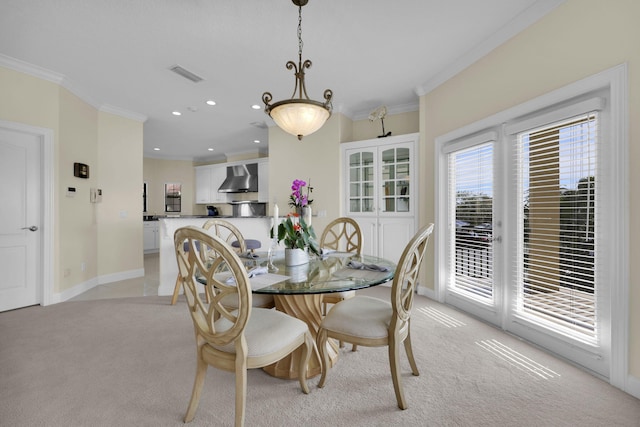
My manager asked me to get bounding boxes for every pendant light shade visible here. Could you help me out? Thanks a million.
[268,99,331,138]
[262,0,333,141]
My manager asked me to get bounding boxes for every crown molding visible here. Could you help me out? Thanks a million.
[0,53,64,84]
[100,104,148,123]
[0,53,147,123]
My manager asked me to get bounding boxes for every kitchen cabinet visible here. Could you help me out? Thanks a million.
[143,221,160,252]
[195,164,227,204]
[342,133,418,264]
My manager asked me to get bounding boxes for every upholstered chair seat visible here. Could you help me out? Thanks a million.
[210,308,309,357]
[321,296,392,339]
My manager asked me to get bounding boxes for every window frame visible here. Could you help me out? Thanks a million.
[435,64,628,387]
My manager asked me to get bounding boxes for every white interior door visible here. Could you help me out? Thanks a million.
[0,126,41,311]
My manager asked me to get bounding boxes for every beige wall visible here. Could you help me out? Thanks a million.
[97,112,144,276]
[143,157,196,216]
[58,88,99,290]
[0,65,144,294]
[419,0,640,378]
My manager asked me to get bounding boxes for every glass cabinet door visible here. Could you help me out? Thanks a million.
[380,145,411,213]
[347,149,376,213]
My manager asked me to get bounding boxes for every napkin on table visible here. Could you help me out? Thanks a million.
[346,260,390,272]
[225,266,268,284]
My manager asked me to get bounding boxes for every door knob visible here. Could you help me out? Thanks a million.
[21,226,38,232]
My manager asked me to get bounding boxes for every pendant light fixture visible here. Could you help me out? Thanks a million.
[262,0,333,141]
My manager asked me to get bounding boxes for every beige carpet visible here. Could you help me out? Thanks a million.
[1,286,638,427]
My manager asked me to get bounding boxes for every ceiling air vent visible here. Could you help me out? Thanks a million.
[169,65,204,83]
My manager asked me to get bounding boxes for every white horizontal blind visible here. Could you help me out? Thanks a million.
[448,142,494,302]
[515,113,599,341]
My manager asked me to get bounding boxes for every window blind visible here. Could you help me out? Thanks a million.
[448,142,494,302]
[515,112,599,341]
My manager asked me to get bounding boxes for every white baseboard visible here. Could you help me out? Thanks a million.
[52,277,99,303]
[51,268,144,303]
[98,268,144,285]
[627,373,640,399]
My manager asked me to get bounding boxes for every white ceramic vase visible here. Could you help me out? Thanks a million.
[287,263,309,283]
[285,248,309,266]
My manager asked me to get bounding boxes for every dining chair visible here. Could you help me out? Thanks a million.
[316,223,434,410]
[171,219,275,309]
[320,217,363,316]
[202,219,246,253]
[174,225,313,427]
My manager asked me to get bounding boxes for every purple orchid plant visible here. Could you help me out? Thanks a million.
[288,179,313,209]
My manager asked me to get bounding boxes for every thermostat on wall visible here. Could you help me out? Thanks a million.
[74,162,89,178]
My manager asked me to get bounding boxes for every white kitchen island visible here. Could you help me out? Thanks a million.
[157,216,274,297]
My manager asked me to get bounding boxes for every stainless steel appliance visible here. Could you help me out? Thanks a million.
[218,163,258,193]
[228,201,266,217]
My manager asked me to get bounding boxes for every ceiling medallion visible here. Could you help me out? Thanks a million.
[262,0,333,141]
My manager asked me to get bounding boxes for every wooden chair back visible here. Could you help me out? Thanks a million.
[174,225,251,345]
[203,219,247,254]
[320,217,363,255]
[390,223,434,330]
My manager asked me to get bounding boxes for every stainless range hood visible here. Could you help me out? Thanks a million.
[218,163,258,193]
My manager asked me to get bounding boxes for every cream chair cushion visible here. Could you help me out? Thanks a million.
[322,296,392,339]
[212,308,309,357]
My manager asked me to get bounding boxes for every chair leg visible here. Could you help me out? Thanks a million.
[404,328,420,376]
[184,357,208,423]
[171,275,182,305]
[234,358,247,427]
[298,332,313,394]
[316,328,329,388]
[389,336,408,410]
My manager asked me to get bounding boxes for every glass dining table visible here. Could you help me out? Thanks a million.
[201,251,396,379]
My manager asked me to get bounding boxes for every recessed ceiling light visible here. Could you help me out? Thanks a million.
[153,147,160,151]
[206,100,216,106]
[172,111,181,116]
[187,106,198,112]
[254,140,260,144]
[251,104,261,110]
[208,148,214,151]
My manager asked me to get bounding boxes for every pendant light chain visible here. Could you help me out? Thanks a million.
[297,4,304,62]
